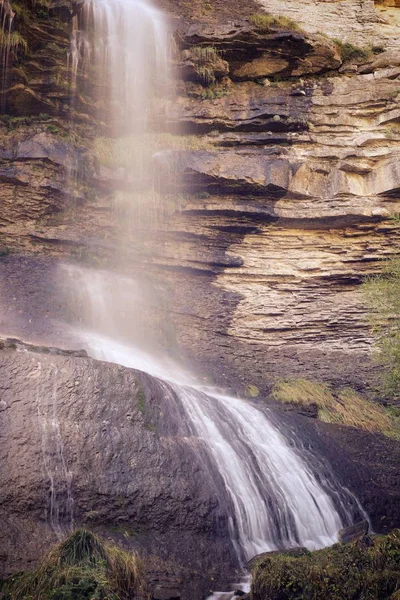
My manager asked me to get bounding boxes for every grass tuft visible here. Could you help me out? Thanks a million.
[249,13,301,32]
[0,30,28,53]
[188,46,222,86]
[333,39,371,62]
[273,378,399,438]
[3,529,147,600]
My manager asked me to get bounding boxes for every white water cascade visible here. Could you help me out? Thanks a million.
[66,0,366,576]
[62,266,364,563]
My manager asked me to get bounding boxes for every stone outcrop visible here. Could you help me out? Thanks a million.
[0,340,399,589]
[1,4,399,393]
[0,0,399,590]
[0,340,237,596]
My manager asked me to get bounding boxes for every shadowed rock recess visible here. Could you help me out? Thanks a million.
[0,0,399,597]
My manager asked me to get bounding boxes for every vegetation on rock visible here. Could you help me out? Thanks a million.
[249,13,301,32]
[189,46,222,85]
[0,29,27,53]
[251,530,400,600]
[0,529,147,600]
[272,378,400,438]
[364,256,400,399]
[333,39,371,61]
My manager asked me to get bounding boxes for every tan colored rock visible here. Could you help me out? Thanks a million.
[257,0,400,51]
[232,55,289,79]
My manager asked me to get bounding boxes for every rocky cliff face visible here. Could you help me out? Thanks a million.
[0,0,399,592]
[1,0,399,394]
[1,339,399,591]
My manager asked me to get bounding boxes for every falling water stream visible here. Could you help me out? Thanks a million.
[67,0,367,594]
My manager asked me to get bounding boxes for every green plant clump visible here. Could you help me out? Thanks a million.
[272,378,399,438]
[136,385,146,414]
[251,530,400,600]
[47,124,60,134]
[0,529,147,600]
[249,13,301,32]
[333,39,371,62]
[190,46,222,86]
[0,30,28,53]
[363,255,400,398]
[0,113,51,130]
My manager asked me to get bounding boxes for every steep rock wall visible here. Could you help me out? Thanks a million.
[1,4,399,393]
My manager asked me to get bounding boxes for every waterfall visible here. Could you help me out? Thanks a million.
[0,0,15,109]
[61,265,365,562]
[66,0,366,568]
[33,362,74,536]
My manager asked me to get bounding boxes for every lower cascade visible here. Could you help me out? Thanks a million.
[59,0,369,578]
[63,265,366,564]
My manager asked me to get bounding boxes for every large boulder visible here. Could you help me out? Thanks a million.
[0,339,237,583]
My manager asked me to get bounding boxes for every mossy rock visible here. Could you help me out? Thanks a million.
[251,530,400,600]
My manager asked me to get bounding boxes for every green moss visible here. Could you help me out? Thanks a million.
[1,529,147,600]
[249,13,301,32]
[251,530,400,600]
[0,246,11,258]
[0,113,51,131]
[333,39,371,62]
[200,85,227,100]
[136,386,146,414]
[132,383,156,433]
[245,384,260,398]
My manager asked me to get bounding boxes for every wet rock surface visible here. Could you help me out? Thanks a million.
[0,342,237,596]
[338,520,369,544]
[0,342,399,582]
[0,0,399,595]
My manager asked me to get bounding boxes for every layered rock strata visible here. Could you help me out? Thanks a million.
[1,4,399,392]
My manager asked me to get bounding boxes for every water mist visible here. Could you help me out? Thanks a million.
[64,0,367,589]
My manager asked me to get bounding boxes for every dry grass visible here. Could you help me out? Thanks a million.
[273,378,399,439]
[5,529,147,600]
[249,13,301,32]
